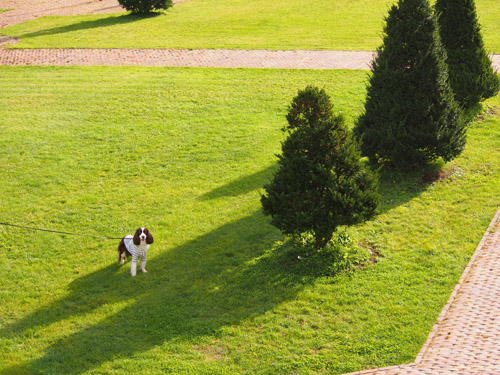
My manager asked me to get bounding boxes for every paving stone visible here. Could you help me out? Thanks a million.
[0,48,378,69]
[342,208,500,374]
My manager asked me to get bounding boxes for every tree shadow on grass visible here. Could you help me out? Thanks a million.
[371,159,453,216]
[364,103,488,214]
[376,167,429,214]
[199,164,277,201]
[0,211,321,375]
[0,162,451,374]
[200,162,431,217]
[15,13,151,40]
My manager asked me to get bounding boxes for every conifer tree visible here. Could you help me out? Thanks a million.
[261,86,379,248]
[118,0,172,14]
[435,0,499,107]
[354,0,466,168]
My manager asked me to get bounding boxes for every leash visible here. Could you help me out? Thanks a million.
[0,222,123,240]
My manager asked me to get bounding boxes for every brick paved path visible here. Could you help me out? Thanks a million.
[1,0,499,70]
[0,48,377,69]
[345,207,500,375]
[1,48,499,72]
[0,0,499,70]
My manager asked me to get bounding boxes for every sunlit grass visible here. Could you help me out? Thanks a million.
[1,0,498,51]
[0,0,392,50]
[1,66,499,374]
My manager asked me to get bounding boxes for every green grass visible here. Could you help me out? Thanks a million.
[0,0,392,50]
[1,66,500,375]
[1,0,498,52]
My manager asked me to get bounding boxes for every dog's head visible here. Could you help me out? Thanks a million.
[133,227,154,246]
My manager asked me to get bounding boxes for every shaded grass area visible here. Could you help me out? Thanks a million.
[0,67,499,374]
[1,0,499,52]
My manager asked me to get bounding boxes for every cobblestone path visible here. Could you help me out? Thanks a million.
[0,48,377,69]
[345,208,500,375]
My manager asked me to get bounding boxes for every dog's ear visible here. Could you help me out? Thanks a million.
[145,228,154,244]
[133,229,141,246]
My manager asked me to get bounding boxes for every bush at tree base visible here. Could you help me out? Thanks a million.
[435,0,499,108]
[353,0,467,169]
[118,0,172,14]
[261,86,380,248]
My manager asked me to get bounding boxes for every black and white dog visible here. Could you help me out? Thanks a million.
[118,227,154,276]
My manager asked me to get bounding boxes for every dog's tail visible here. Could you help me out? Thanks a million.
[117,237,126,262]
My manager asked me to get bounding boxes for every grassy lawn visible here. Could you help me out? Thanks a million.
[0,0,498,52]
[1,66,500,375]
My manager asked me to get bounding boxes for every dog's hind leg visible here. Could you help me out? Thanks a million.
[118,238,129,264]
[120,252,126,265]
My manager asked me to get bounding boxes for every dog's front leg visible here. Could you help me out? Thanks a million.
[130,261,138,277]
[140,260,147,273]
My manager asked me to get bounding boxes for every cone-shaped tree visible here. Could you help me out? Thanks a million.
[261,86,380,248]
[354,0,466,168]
[435,0,499,107]
[118,0,172,14]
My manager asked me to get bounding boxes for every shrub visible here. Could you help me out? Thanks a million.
[118,0,172,14]
[353,0,467,169]
[261,86,380,248]
[435,0,499,108]
[294,231,371,277]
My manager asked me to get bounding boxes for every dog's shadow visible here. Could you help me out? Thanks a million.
[1,211,320,375]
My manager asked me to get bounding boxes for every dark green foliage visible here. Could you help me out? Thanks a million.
[354,0,467,169]
[118,0,172,14]
[435,0,499,107]
[261,86,380,248]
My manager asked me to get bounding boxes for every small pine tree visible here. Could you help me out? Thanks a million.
[435,0,499,107]
[354,0,467,168]
[118,0,172,14]
[261,86,379,248]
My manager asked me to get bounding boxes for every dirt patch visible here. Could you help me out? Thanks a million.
[192,343,227,361]
[420,165,464,186]
[357,241,382,266]
[475,105,500,122]
[421,169,449,185]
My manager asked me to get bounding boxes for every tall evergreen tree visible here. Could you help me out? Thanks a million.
[435,0,499,107]
[261,86,379,248]
[354,0,466,168]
